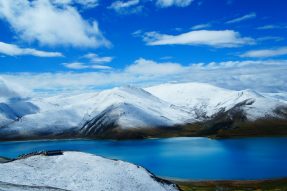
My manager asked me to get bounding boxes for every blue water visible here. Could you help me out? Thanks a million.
[0,137,287,180]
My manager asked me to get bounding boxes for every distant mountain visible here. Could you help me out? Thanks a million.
[146,82,286,120]
[0,80,286,140]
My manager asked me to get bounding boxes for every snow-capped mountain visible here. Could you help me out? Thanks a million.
[146,82,286,120]
[0,80,286,140]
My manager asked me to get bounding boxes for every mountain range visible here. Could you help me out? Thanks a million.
[0,79,287,140]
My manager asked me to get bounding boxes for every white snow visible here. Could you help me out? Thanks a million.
[0,152,179,191]
[1,81,286,137]
[4,86,194,136]
[146,82,285,120]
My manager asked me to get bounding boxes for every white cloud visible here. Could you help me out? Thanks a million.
[52,0,98,8]
[108,0,142,14]
[63,53,113,70]
[257,36,284,42]
[140,30,254,47]
[241,47,287,58]
[256,25,287,30]
[91,65,113,69]
[63,62,89,69]
[257,25,278,30]
[83,53,113,64]
[63,62,113,70]
[0,41,63,57]
[126,58,185,75]
[226,12,256,24]
[190,23,211,30]
[190,60,280,69]
[2,59,287,95]
[0,0,109,47]
[156,0,194,7]
[108,0,194,11]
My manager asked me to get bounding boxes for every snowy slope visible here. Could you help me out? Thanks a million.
[0,152,179,191]
[1,86,194,138]
[146,82,286,120]
[0,81,286,139]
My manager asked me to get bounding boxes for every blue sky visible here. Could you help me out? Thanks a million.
[0,0,286,94]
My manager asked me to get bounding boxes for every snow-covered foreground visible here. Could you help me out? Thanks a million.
[0,152,179,191]
[0,78,287,139]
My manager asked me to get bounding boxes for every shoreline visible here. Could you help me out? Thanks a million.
[167,178,287,191]
[1,150,287,190]
[1,134,287,143]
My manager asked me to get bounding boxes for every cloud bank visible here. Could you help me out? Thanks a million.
[1,58,286,95]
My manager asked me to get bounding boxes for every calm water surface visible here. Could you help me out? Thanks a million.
[0,137,287,180]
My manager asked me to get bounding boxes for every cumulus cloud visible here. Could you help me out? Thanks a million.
[108,0,142,14]
[139,30,254,47]
[241,47,287,58]
[0,41,63,57]
[226,12,256,24]
[0,0,109,47]
[2,58,287,95]
[156,0,194,7]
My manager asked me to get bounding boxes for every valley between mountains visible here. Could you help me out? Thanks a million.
[0,80,287,140]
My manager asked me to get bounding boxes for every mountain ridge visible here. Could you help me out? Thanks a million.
[0,80,287,140]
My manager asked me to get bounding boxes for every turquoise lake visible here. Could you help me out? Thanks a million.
[0,137,287,180]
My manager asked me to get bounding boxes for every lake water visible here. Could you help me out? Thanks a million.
[0,137,287,180]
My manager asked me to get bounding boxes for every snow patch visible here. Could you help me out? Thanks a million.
[0,152,179,191]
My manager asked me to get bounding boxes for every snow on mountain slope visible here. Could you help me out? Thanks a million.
[79,86,194,134]
[0,152,179,191]
[146,82,286,120]
[1,86,194,137]
[0,81,286,139]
